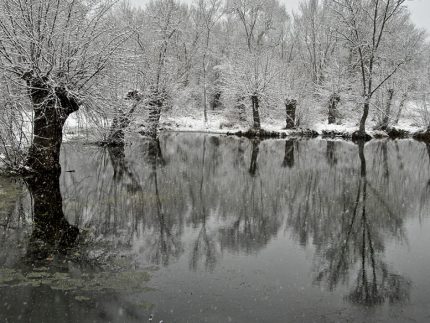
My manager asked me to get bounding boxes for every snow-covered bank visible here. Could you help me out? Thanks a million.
[136,112,427,141]
[63,113,429,142]
[51,103,430,143]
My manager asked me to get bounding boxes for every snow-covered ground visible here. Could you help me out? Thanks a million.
[154,111,425,138]
[4,101,429,148]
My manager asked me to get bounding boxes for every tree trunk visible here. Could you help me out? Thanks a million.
[203,65,208,124]
[106,92,141,146]
[236,96,247,124]
[25,77,79,173]
[203,85,208,124]
[210,91,221,110]
[285,99,297,129]
[328,93,340,125]
[106,110,127,147]
[147,92,164,138]
[358,97,370,135]
[394,92,407,125]
[380,89,394,130]
[251,94,261,130]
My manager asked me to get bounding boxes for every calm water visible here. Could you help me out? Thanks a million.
[1,133,430,323]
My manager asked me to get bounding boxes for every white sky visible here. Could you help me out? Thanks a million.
[129,0,430,33]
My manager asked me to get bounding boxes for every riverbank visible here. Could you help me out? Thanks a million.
[57,109,430,143]
[143,115,429,142]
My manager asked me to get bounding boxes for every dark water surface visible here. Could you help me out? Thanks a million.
[1,133,430,323]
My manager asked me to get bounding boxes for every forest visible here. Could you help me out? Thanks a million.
[0,0,429,173]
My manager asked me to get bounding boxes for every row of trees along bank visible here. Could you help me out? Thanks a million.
[0,0,429,173]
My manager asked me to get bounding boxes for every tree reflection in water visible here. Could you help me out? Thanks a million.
[24,171,79,264]
[145,139,183,266]
[282,140,295,168]
[0,169,159,323]
[326,141,337,167]
[249,139,260,176]
[426,143,430,188]
[311,141,410,306]
[58,137,428,301]
[3,135,429,315]
[61,138,426,272]
[189,136,219,272]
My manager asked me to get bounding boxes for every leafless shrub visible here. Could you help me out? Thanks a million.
[0,103,31,171]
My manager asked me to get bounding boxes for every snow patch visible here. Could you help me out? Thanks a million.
[314,122,358,134]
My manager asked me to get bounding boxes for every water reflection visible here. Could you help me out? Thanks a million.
[60,136,428,293]
[0,165,157,322]
[312,142,410,306]
[282,140,296,168]
[426,143,430,188]
[145,139,183,267]
[325,141,337,166]
[1,135,430,322]
[24,173,79,264]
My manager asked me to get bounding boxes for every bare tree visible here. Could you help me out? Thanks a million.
[331,0,424,138]
[194,0,223,124]
[294,0,338,87]
[0,0,127,173]
[224,0,288,130]
[135,0,188,138]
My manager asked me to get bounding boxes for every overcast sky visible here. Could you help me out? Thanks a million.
[129,0,430,33]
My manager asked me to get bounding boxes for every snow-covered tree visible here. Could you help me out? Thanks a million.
[331,0,425,138]
[222,0,289,130]
[0,0,126,172]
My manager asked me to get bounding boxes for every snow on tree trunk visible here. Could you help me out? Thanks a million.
[328,93,340,125]
[380,89,394,130]
[203,72,208,124]
[147,96,163,138]
[236,96,247,124]
[251,94,261,130]
[285,99,297,130]
[107,110,127,147]
[353,98,372,141]
[25,77,79,174]
[395,93,408,125]
[106,91,142,147]
[211,91,221,110]
[358,98,370,135]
